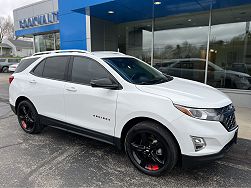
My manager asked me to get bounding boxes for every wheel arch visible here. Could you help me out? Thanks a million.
[119,117,181,158]
[15,96,35,112]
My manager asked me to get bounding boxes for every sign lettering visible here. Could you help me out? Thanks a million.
[19,12,59,29]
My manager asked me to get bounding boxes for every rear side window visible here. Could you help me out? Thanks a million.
[43,56,69,81]
[0,59,6,62]
[32,60,45,77]
[15,58,39,73]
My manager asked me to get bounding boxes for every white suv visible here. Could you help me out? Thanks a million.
[9,50,238,176]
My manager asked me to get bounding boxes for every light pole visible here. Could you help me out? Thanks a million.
[204,2,213,84]
[151,0,155,67]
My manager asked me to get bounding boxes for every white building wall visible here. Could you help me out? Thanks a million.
[13,0,58,32]
[2,39,17,56]
[16,48,34,57]
[2,38,34,57]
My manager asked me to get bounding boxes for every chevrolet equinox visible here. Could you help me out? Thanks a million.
[9,50,238,176]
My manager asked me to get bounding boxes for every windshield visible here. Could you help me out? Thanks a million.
[103,57,173,85]
[208,61,223,71]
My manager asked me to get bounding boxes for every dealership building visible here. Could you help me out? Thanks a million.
[14,0,251,107]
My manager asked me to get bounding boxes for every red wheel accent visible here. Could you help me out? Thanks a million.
[21,121,27,129]
[146,165,159,171]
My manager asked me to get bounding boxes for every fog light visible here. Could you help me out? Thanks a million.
[191,136,206,152]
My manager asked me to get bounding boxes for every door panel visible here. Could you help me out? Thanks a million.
[64,83,118,136]
[64,56,119,136]
[28,75,66,122]
[27,56,70,122]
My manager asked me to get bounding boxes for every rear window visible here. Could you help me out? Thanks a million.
[8,59,20,63]
[15,57,39,73]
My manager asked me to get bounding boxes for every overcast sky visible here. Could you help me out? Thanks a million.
[0,0,41,18]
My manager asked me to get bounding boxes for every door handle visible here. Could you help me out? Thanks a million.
[29,80,37,84]
[66,87,77,92]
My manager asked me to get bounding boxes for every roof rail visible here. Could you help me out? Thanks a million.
[32,50,90,56]
[92,51,125,55]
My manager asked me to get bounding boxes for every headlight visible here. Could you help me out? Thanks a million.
[174,104,221,121]
[236,74,249,80]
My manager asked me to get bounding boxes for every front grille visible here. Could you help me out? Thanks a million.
[219,104,238,132]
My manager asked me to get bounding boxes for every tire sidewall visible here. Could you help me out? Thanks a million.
[2,67,8,73]
[17,100,40,134]
[125,122,178,176]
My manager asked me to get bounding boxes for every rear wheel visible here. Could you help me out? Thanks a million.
[2,67,8,73]
[125,121,178,176]
[17,100,44,134]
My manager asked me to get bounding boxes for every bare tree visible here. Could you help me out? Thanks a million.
[0,16,14,43]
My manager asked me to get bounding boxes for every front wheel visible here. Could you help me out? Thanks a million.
[17,100,44,134]
[125,121,178,176]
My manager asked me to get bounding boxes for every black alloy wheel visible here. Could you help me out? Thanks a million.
[17,100,43,134]
[2,67,9,73]
[125,121,178,176]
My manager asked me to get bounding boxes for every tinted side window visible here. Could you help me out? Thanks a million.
[15,58,39,73]
[192,60,206,70]
[32,60,45,77]
[72,57,111,85]
[43,56,69,80]
[173,62,181,68]
[180,61,194,69]
[0,59,6,62]
[8,59,19,63]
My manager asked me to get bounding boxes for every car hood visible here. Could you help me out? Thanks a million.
[225,70,251,77]
[136,77,232,108]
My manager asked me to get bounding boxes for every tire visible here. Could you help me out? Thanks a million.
[125,121,178,176]
[17,100,44,134]
[2,67,9,73]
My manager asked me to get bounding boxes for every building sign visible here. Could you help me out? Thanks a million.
[19,12,59,29]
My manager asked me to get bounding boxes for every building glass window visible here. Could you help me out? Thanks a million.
[208,6,251,90]
[91,17,152,64]
[34,33,60,52]
[118,22,152,64]
[152,12,209,84]
[90,2,251,91]
[55,33,60,50]
[91,17,119,52]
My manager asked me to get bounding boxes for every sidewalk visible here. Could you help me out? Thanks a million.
[236,107,251,140]
[0,101,12,119]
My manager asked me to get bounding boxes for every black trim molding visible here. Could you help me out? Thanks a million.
[39,115,122,149]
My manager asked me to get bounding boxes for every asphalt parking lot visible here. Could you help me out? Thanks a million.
[0,73,251,187]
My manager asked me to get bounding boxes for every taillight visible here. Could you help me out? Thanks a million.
[9,75,14,84]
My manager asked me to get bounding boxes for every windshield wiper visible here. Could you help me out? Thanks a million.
[163,74,174,81]
[139,76,173,85]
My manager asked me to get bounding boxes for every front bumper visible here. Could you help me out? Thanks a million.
[182,130,238,168]
[8,68,15,72]
[171,112,238,157]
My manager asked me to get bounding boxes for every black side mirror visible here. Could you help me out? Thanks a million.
[90,78,120,90]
